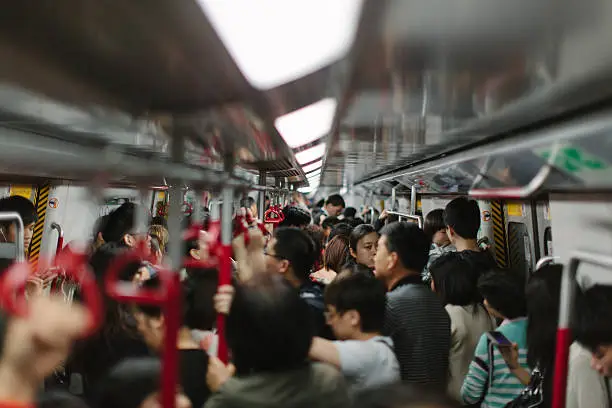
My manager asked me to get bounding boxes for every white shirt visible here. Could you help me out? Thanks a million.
[334,335,400,394]
[567,342,612,408]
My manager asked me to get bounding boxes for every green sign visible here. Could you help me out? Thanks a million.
[539,146,607,173]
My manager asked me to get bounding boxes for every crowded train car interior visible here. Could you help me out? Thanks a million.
[0,0,610,407]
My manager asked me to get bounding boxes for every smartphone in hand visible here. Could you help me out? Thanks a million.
[486,331,513,348]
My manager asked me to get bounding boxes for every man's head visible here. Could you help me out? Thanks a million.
[444,197,480,243]
[374,222,430,285]
[321,216,340,238]
[324,194,346,217]
[477,270,526,320]
[343,207,357,219]
[0,196,37,252]
[324,272,386,340]
[102,202,149,248]
[265,227,316,286]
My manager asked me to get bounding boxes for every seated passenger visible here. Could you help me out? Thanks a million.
[422,209,456,282]
[309,272,400,394]
[132,271,217,408]
[461,270,528,407]
[265,227,330,337]
[205,275,350,408]
[444,198,495,276]
[96,357,191,408]
[429,254,495,401]
[374,222,451,388]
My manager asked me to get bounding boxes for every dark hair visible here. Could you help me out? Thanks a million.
[95,357,161,408]
[342,261,375,277]
[444,197,480,239]
[321,216,340,230]
[477,270,527,319]
[102,202,138,244]
[325,194,345,209]
[348,217,365,228]
[349,224,377,252]
[37,391,89,408]
[325,272,386,333]
[574,284,612,351]
[324,235,350,273]
[93,215,110,239]
[329,223,353,242]
[150,216,168,229]
[353,383,460,408]
[279,205,312,228]
[273,227,316,283]
[429,252,483,306]
[135,270,218,330]
[315,199,325,208]
[380,222,430,272]
[240,196,256,209]
[0,195,37,228]
[424,209,446,242]
[343,207,357,219]
[227,275,313,374]
[304,224,325,267]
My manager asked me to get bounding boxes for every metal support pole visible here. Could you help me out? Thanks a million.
[258,170,266,220]
[391,187,397,211]
[410,185,417,215]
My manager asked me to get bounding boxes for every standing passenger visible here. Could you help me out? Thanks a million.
[374,222,451,388]
[422,209,456,282]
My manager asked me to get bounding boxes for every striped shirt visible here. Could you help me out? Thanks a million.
[461,318,529,408]
[383,275,451,387]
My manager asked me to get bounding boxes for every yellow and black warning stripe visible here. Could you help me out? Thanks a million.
[491,200,508,268]
[29,183,50,269]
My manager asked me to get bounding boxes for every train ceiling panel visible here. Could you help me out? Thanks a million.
[323,0,612,193]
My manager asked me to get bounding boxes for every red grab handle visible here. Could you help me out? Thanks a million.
[264,205,285,224]
[0,251,103,337]
[104,244,170,305]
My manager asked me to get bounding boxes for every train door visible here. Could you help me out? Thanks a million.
[505,201,538,277]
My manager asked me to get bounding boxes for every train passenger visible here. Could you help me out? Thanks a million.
[323,194,346,218]
[148,224,168,255]
[374,222,451,388]
[311,235,350,285]
[343,207,358,220]
[328,222,354,243]
[101,202,150,250]
[461,270,528,407]
[444,198,495,276]
[568,284,612,407]
[422,209,456,283]
[69,244,150,402]
[309,272,400,394]
[322,216,341,239]
[0,195,37,254]
[303,224,325,271]
[95,357,191,408]
[348,224,378,272]
[429,253,495,401]
[0,293,91,407]
[278,205,312,228]
[206,275,350,408]
[264,227,331,337]
[132,271,217,408]
[91,214,109,253]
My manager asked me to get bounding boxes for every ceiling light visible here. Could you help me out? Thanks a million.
[307,169,322,178]
[302,160,323,174]
[198,0,363,90]
[298,186,316,194]
[296,143,326,164]
[275,98,337,148]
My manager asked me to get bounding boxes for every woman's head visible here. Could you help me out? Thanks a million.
[349,224,378,269]
[525,264,563,368]
[429,253,482,306]
[477,269,526,320]
[132,270,218,351]
[227,275,313,374]
[424,209,449,246]
[96,357,191,408]
[324,235,350,273]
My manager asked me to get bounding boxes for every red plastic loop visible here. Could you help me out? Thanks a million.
[105,243,170,305]
[0,251,104,337]
[234,215,251,246]
[264,205,285,224]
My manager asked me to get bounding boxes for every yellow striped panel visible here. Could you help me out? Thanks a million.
[491,200,508,268]
[29,183,50,270]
